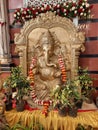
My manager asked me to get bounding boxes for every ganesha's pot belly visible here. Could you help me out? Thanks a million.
[39,67,55,80]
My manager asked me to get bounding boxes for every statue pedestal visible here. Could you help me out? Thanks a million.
[5,109,98,130]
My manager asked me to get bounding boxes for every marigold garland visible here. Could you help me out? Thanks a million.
[58,55,67,83]
[42,101,50,117]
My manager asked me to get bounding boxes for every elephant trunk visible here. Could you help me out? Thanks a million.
[44,50,56,67]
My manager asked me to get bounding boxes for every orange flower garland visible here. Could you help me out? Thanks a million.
[29,57,37,100]
[29,69,37,100]
[58,55,67,83]
[42,101,50,117]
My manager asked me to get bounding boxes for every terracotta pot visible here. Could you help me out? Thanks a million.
[5,102,12,111]
[68,106,78,117]
[16,99,25,112]
[58,106,67,117]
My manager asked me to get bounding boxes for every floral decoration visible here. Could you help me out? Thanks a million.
[58,55,67,83]
[13,0,93,25]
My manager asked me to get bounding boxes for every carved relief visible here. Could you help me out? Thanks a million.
[14,12,85,100]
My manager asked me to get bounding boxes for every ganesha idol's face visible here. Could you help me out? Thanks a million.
[42,37,53,56]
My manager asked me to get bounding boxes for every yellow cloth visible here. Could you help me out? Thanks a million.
[5,109,98,130]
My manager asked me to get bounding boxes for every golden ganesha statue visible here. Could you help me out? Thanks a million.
[29,30,66,100]
[14,12,85,107]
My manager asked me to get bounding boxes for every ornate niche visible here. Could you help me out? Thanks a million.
[14,12,85,100]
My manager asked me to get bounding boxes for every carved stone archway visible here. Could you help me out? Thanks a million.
[14,12,85,80]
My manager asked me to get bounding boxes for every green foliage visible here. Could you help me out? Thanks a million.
[77,67,95,99]
[4,66,30,89]
[75,123,96,130]
[5,120,45,130]
[51,67,96,109]
[3,66,30,100]
[51,79,81,108]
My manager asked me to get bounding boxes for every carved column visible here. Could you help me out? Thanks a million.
[15,45,27,76]
[0,0,11,63]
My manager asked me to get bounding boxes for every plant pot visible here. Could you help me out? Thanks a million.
[16,99,25,112]
[5,93,12,111]
[5,102,12,111]
[75,99,83,109]
[68,106,78,117]
[58,106,67,117]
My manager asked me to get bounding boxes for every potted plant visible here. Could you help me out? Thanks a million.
[3,66,30,112]
[78,67,95,103]
[51,79,81,117]
[51,84,69,117]
[3,77,13,111]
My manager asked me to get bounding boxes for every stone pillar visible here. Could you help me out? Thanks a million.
[0,0,11,63]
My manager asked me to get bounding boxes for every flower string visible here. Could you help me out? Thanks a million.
[42,101,50,117]
[58,55,67,83]
[29,57,37,100]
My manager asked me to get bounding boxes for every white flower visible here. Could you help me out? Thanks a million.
[14,14,17,17]
[80,6,83,9]
[36,12,38,15]
[57,4,60,8]
[17,12,20,16]
[21,8,23,11]
[69,0,72,3]
[23,11,26,14]
[66,5,69,8]
[84,13,87,16]
[27,9,30,11]
[86,3,90,8]
[22,17,25,20]
[88,10,91,13]
[63,2,66,6]
[64,9,66,12]
[80,12,83,16]
[82,2,85,6]
[72,6,76,11]
[41,7,44,11]
[74,10,77,14]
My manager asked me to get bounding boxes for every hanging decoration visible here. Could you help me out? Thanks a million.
[58,55,67,83]
[13,0,93,25]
